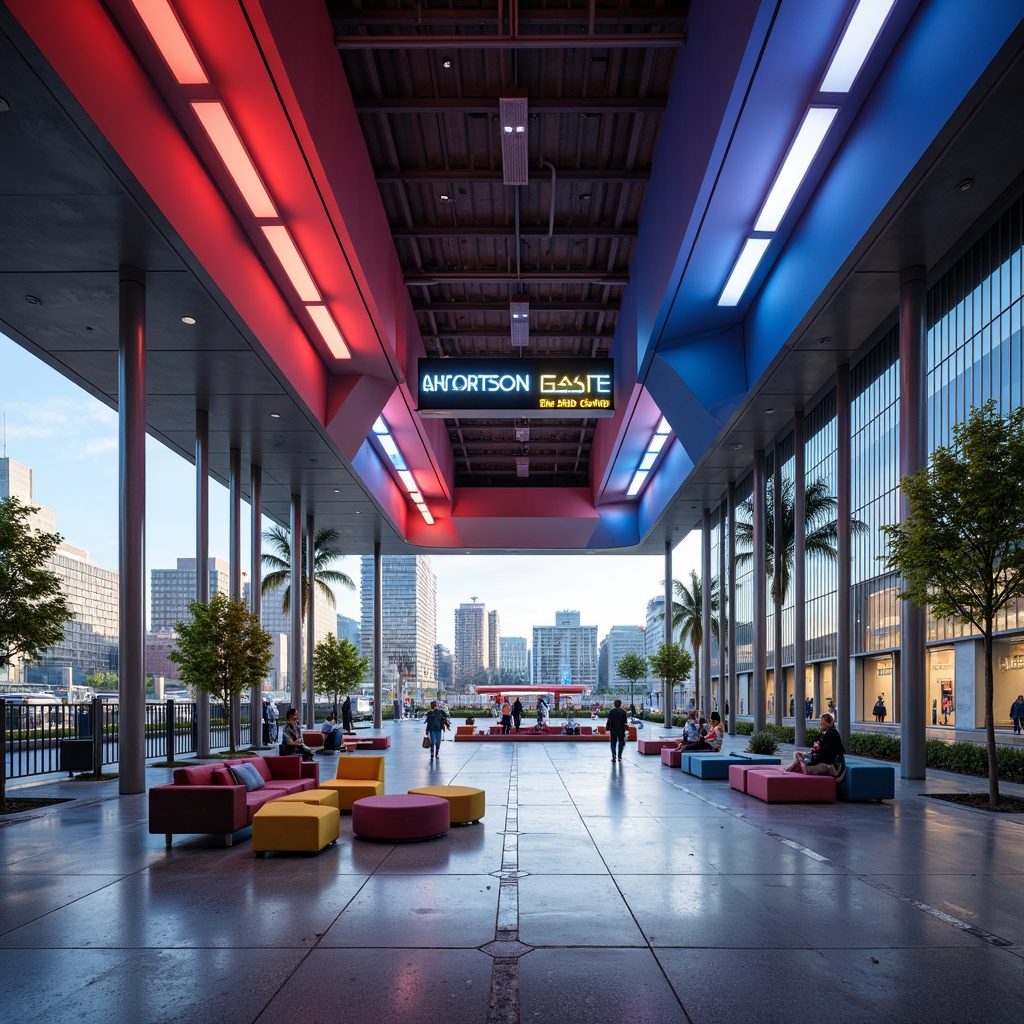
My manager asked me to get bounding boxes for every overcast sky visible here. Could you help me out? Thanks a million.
[1,332,701,648]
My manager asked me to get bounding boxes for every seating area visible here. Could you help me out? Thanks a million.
[320,754,386,811]
[454,725,635,742]
[147,754,320,846]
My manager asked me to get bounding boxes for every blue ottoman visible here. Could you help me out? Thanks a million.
[837,764,895,801]
[683,753,782,778]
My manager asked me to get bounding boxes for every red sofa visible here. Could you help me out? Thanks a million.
[149,755,319,847]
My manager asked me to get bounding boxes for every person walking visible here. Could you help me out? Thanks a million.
[1010,694,1024,735]
[424,700,445,760]
[872,695,887,722]
[500,700,512,734]
[512,697,523,733]
[341,695,354,733]
[606,698,628,761]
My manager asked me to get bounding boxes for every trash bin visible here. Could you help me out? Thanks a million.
[76,708,92,738]
[60,739,94,773]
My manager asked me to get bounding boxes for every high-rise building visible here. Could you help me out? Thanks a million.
[499,636,528,684]
[645,597,667,657]
[359,555,437,698]
[599,625,651,692]
[434,644,452,689]
[454,600,488,684]
[488,609,501,671]
[260,579,335,650]
[336,613,360,647]
[532,611,597,688]
[2,457,118,685]
[150,558,230,633]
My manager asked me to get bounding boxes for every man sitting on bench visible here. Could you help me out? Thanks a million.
[785,713,845,778]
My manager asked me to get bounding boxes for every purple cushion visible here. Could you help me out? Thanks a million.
[351,794,449,842]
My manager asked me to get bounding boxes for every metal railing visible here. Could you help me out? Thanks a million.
[1,698,336,785]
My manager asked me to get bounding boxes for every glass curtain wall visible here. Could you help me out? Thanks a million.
[804,391,838,672]
[733,472,754,715]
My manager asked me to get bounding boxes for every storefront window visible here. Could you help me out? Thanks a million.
[992,639,1024,728]
[862,655,895,724]
[927,647,955,727]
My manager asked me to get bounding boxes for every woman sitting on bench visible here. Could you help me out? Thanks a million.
[677,711,724,752]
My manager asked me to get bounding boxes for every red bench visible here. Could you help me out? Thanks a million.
[745,768,836,803]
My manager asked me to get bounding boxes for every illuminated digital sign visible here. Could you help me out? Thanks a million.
[417,358,614,418]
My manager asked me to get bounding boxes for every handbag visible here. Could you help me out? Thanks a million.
[421,736,431,748]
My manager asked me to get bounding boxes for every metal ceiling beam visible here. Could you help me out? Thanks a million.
[392,225,637,239]
[422,330,616,341]
[377,168,649,183]
[355,97,666,114]
[331,8,686,28]
[336,34,684,51]
[405,271,629,285]
[412,300,618,313]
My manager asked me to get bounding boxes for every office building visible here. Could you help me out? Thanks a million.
[260,578,335,651]
[499,637,529,685]
[488,609,500,672]
[150,558,230,633]
[454,600,489,685]
[2,457,118,685]
[359,555,437,699]
[599,625,651,693]
[336,613,360,647]
[434,644,452,691]
[532,611,597,688]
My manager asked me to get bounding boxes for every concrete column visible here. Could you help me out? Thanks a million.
[793,411,807,747]
[289,494,302,713]
[373,540,383,728]
[836,364,852,747]
[701,507,712,717]
[250,464,263,746]
[900,266,928,779]
[228,446,241,749]
[117,267,146,794]
[305,512,315,728]
[195,408,210,758]
[727,480,737,734]
[663,538,674,730]
[717,499,727,723]
[752,449,767,732]
[772,447,784,726]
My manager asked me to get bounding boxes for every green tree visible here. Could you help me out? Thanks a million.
[169,593,273,755]
[648,641,694,719]
[85,671,119,691]
[615,652,649,710]
[313,633,369,713]
[0,497,71,674]
[656,570,719,700]
[261,526,354,618]
[882,401,1024,808]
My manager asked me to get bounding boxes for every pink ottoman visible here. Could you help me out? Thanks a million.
[638,739,677,755]
[661,747,682,767]
[729,764,783,792]
[745,769,836,803]
[351,794,450,842]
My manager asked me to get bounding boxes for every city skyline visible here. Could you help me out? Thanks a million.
[1,332,700,651]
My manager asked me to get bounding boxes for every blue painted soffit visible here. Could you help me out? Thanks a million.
[607,0,1023,526]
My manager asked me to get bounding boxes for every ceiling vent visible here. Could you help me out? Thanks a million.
[499,96,529,185]
[516,457,530,478]
[510,300,530,346]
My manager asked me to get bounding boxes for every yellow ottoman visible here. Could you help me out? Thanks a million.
[271,789,340,809]
[252,802,340,855]
[407,785,485,825]
[321,778,385,812]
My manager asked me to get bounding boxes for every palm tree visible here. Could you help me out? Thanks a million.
[736,476,867,716]
[261,525,354,618]
[656,569,720,703]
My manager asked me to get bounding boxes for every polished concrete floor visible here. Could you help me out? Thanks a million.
[2,722,1022,1024]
